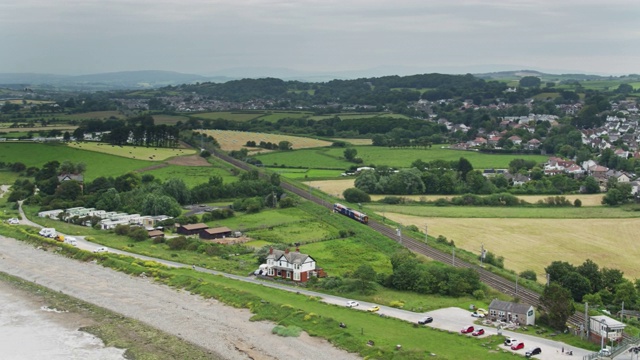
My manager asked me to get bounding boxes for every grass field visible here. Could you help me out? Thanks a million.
[201,129,332,151]
[308,112,411,121]
[332,138,373,145]
[256,145,549,170]
[66,142,196,161]
[0,142,154,181]
[382,212,640,280]
[190,111,263,122]
[141,164,237,187]
[270,168,345,180]
[0,125,78,133]
[64,111,125,120]
[152,114,189,125]
[256,111,312,122]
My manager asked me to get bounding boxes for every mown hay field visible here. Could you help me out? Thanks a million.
[332,138,373,145]
[201,129,332,151]
[141,165,236,187]
[382,212,640,280]
[0,125,78,132]
[66,142,196,161]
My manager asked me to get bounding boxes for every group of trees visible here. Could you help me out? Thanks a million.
[545,259,639,309]
[245,140,292,151]
[350,157,615,198]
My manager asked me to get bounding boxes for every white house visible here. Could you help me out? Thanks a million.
[264,247,319,282]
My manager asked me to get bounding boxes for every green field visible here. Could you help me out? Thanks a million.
[206,207,316,230]
[256,145,549,170]
[189,111,264,121]
[308,112,411,121]
[269,167,345,179]
[141,164,237,187]
[64,111,125,120]
[0,142,154,181]
[256,111,313,122]
[152,114,189,125]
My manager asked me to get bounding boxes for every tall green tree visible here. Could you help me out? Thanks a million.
[539,283,574,330]
[352,264,377,294]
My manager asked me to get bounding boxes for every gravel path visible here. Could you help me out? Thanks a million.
[0,236,360,360]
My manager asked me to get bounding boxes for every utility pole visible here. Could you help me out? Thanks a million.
[424,224,428,245]
[452,248,455,266]
[480,243,485,266]
[515,275,518,296]
[396,227,402,245]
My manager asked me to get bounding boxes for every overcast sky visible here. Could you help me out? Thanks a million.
[1,0,638,76]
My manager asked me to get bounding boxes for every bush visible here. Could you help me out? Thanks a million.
[574,199,582,207]
[114,224,131,236]
[166,236,190,250]
[473,290,486,300]
[519,269,537,281]
[271,325,302,337]
[128,227,149,242]
[379,196,405,204]
[342,187,371,203]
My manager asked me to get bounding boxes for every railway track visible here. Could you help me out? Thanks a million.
[213,150,587,326]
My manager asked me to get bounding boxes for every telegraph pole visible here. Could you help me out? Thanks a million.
[424,224,428,245]
[452,248,455,266]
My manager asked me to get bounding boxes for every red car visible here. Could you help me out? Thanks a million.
[460,326,474,334]
[511,342,525,350]
[472,328,485,336]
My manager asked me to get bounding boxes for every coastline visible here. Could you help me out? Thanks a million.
[0,235,360,360]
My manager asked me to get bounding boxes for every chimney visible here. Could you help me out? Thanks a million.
[269,247,273,254]
[285,248,289,254]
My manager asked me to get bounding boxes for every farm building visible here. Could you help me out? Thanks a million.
[200,226,232,240]
[177,223,209,236]
[263,247,322,282]
[488,299,535,325]
[147,229,165,239]
[589,315,625,346]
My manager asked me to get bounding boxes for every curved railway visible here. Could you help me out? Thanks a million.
[214,150,587,327]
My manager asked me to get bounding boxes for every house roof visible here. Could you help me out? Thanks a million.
[58,174,84,182]
[203,226,232,235]
[147,230,164,237]
[267,249,314,265]
[179,223,209,231]
[489,299,533,314]
[591,315,625,330]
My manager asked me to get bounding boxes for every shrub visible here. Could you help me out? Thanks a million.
[128,227,149,242]
[473,290,486,300]
[114,224,131,236]
[166,236,190,250]
[574,199,582,207]
[379,196,405,204]
[271,325,302,337]
[519,269,537,281]
[342,187,371,203]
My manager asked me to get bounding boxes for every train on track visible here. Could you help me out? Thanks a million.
[333,203,368,224]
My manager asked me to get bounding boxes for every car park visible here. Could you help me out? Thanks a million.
[93,247,108,253]
[367,306,380,312]
[472,328,485,336]
[471,311,485,318]
[460,325,474,334]
[418,316,433,324]
[525,347,542,357]
[511,342,525,350]
[346,301,359,307]
[504,337,518,346]
[7,218,19,224]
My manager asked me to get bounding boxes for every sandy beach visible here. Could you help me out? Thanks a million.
[0,236,360,360]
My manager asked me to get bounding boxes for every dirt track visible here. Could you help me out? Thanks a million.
[0,237,360,360]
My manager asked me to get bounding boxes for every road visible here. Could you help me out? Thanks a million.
[9,201,599,359]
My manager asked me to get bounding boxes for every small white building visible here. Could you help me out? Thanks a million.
[589,315,625,346]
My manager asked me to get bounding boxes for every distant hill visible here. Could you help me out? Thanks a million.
[0,70,219,90]
[474,70,615,82]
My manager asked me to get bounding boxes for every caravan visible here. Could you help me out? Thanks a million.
[38,228,57,238]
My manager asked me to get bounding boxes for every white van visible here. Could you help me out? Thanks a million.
[64,237,78,246]
[39,228,57,238]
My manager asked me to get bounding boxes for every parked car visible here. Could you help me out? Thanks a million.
[472,328,485,336]
[471,311,485,318]
[346,301,359,307]
[476,308,488,315]
[460,326,474,334]
[504,337,518,346]
[525,347,542,357]
[7,218,19,224]
[93,247,108,253]
[418,316,433,324]
[511,342,525,350]
[64,237,78,246]
[598,348,611,356]
[367,306,380,312]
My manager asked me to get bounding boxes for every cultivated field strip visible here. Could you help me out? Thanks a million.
[212,149,589,327]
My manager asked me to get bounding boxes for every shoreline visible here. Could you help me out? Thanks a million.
[0,235,360,360]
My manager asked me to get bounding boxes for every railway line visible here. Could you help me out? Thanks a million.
[213,150,586,327]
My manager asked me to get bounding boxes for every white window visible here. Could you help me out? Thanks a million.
[293,272,300,281]
[286,271,291,279]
